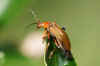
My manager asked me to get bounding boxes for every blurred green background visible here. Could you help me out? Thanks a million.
[0,0,99,66]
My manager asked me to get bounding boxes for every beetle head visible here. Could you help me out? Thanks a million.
[27,20,50,29]
[37,21,50,29]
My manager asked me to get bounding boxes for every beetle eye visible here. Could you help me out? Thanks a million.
[62,27,66,31]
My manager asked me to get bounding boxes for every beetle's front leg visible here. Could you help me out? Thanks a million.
[42,30,48,44]
[42,30,48,39]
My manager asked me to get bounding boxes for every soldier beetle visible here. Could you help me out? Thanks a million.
[29,20,73,60]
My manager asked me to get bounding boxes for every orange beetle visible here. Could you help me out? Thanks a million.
[29,21,73,59]
[37,21,71,51]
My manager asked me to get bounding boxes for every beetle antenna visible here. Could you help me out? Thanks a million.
[31,10,39,22]
[26,22,38,28]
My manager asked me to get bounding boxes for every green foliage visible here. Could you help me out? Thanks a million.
[45,36,77,66]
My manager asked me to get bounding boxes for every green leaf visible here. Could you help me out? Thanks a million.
[44,36,77,66]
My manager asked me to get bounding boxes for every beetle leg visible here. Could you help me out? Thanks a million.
[42,30,48,39]
[42,30,48,44]
[54,39,60,48]
[48,48,56,59]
